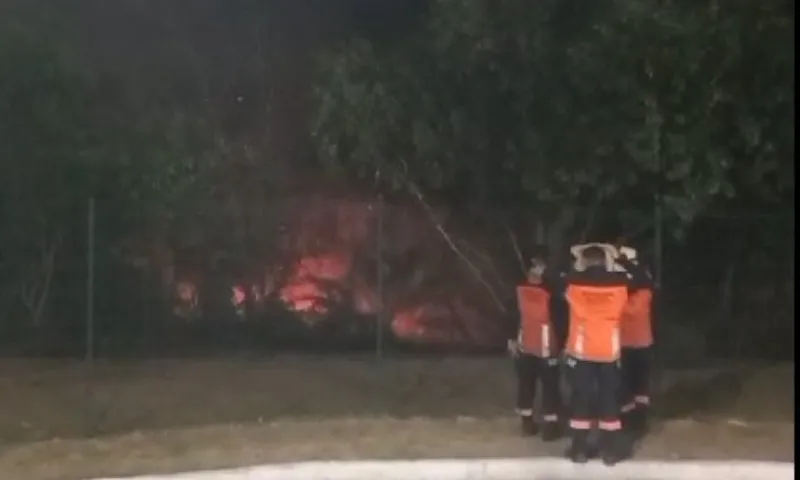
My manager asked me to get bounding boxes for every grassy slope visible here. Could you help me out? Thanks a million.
[0,357,793,480]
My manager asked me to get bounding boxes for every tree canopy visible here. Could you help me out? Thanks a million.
[0,0,793,353]
[312,0,794,242]
[0,26,216,329]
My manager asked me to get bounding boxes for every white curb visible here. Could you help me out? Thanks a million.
[92,458,795,480]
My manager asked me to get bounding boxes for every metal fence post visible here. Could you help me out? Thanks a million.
[84,196,96,436]
[375,194,384,360]
[86,197,95,362]
[652,115,665,405]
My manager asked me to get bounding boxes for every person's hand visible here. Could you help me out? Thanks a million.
[507,339,520,358]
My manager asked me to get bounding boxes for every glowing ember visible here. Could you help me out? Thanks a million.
[351,278,378,315]
[278,253,352,317]
[292,254,351,281]
[280,281,331,314]
[392,305,439,339]
[173,280,200,319]
[231,285,246,306]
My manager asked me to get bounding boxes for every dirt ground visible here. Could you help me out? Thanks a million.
[0,356,793,480]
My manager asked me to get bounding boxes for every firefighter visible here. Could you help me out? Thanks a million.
[563,245,630,465]
[506,245,566,441]
[615,249,655,437]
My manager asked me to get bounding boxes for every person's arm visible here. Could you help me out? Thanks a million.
[505,296,521,341]
[542,265,563,293]
[552,307,568,353]
[616,255,652,288]
[504,294,522,357]
[543,267,568,352]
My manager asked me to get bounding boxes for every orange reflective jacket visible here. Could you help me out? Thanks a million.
[516,285,558,357]
[566,281,628,362]
[621,288,653,348]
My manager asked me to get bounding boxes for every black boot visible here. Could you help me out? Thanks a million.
[638,406,650,434]
[520,415,539,437]
[540,420,563,442]
[599,430,629,466]
[629,407,649,439]
[565,429,590,463]
[621,409,634,432]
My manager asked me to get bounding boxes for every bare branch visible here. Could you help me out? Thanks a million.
[451,235,508,289]
[403,178,506,312]
[504,224,527,275]
[17,227,62,327]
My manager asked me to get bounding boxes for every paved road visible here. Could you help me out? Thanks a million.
[92,458,795,480]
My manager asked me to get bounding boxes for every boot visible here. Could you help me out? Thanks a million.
[629,407,649,439]
[520,415,539,437]
[565,429,590,464]
[621,409,634,432]
[540,420,563,442]
[621,402,637,432]
[599,429,630,466]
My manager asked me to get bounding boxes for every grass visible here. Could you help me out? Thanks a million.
[0,356,793,480]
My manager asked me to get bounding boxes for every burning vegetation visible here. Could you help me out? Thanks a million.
[119,194,515,349]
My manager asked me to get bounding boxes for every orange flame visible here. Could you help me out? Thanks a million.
[144,197,507,348]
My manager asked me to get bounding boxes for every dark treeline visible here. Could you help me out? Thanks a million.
[0,0,793,360]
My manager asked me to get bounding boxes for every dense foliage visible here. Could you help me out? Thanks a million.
[0,1,793,357]
[313,0,794,240]
[0,27,215,333]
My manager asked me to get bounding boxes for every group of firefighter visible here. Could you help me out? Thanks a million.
[507,242,654,466]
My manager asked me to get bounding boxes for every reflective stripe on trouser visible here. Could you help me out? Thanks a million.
[569,419,592,430]
[599,419,622,431]
[517,410,559,422]
[568,358,620,432]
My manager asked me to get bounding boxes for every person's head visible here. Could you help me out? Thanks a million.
[581,245,607,269]
[529,244,550,265]
[525,244,549,284]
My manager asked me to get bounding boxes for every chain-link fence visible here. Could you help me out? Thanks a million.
[1,196,793,361]
[0,194,792,444]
